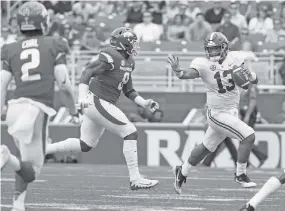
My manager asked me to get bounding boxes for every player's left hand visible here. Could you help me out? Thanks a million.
[144,99,159,113]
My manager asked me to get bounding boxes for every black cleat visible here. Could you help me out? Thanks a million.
[173,166,187,194]
[235,173,257,188]
[240,203,255,211]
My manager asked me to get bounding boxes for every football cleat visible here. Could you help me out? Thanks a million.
[130,176,159,190]
[173,166,187,194]
[235,173,257,188]
[240,203,255,211]
[1,145,10,170]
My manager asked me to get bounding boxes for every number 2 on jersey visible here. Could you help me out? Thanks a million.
[214,70,235,93]
[20,48,41,82]
[118,72,130,90]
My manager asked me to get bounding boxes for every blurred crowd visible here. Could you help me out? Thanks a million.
[2,1,285,50]
[2,1,285,85]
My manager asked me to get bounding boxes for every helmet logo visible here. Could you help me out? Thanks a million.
[210,64,216,71]
[121,60,125,66]
[21,7,31,16]
[208,41,215,46]
[123,31,133,38]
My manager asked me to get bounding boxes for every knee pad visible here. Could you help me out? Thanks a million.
[80,139,93,152]
[16,161,36,183]
[124,131,138,140]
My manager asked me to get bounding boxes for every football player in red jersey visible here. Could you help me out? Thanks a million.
[46,27,160,190]
[0,2,78,210]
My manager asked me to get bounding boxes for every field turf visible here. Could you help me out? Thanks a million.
[1,164,284,211]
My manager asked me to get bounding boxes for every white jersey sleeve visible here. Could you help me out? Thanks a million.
[189,57,208,77]
[228,51,245,67]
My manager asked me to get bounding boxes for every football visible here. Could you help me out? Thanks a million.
[231,66,250,89]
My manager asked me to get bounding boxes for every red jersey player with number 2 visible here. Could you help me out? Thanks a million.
[0,2,78,211]
[46,27,160,190]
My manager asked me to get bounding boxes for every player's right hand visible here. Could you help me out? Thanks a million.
[77,97,89,109]
[167,54,183,77]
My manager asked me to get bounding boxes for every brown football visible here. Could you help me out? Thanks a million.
[232,66,250,89]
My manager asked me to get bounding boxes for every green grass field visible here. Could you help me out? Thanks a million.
[1,164,284,211]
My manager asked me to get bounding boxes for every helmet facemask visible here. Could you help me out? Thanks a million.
[205,42,228,62]
[128,38,140,56]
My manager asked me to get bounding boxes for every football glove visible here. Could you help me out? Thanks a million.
[77,96,90,110]
[144,99,159,113]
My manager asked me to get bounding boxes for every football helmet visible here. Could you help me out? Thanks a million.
[17,1,49,34]
[204,32,229,62]
[110,27,139,56]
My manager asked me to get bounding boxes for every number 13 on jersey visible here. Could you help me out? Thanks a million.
[118,72,130,90]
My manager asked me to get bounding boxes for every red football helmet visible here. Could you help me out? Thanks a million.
[17,1,49,34]
[204,32,229,62]
[110,27,140,56]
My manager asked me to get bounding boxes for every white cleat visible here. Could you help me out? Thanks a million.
[1,145,10,170]
[130,176,159,190]
[235,173,257,188]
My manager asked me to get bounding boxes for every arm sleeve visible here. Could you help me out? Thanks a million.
[54,37,70,65]
[1,44,11,72]
[98,51,114,70]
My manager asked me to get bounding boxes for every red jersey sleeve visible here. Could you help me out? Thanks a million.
[1,44,12,72]
[53,37,70,66]
[98,51,115,70]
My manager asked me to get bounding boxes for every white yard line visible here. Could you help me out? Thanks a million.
[0,178,46,182]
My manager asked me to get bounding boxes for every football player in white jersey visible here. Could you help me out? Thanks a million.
[240,172,285,211]
[167,32,258,194]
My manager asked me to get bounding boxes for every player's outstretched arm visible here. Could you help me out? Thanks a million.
[1,70,13,112]
[54,64,78,116]
[123,76,159,113]
[167,55,199,79]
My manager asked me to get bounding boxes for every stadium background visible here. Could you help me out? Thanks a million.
[1,0,285,169]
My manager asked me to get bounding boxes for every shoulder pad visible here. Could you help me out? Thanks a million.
[190,57,208,75]
[99,47,116,64]
[228,51,245,66]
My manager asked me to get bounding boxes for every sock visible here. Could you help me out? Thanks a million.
[182,161,193,177]
[8,153,21,171]
[236,162,247,176]
[123,140,141,181]
[45,138,81,154]
[249,177,281,208]
[13,172,28,210]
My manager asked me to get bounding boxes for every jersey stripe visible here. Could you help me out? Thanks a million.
[93,96,126,125]
[100,52,114,63]
[208,109,244,140]
[42,114,48,154]
[55,52,65,61]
